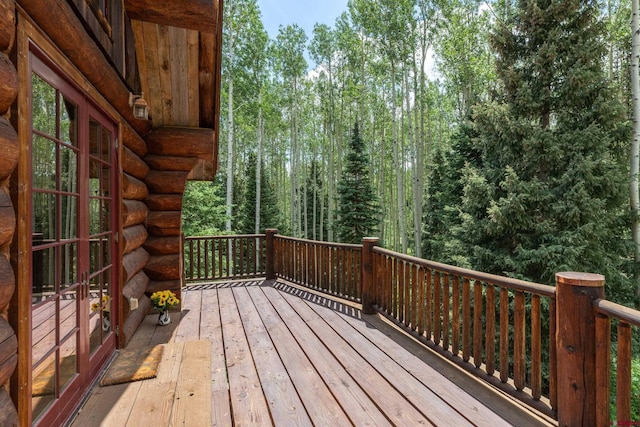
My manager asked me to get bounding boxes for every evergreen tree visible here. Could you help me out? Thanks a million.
[238,152,282,233]
[423,122,481,267]
[336,122,380,243]
[182,181,226,236]
[460,0,631,300]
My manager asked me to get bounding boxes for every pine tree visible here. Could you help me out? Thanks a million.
[336,122,380,244]
[460,0,631,300]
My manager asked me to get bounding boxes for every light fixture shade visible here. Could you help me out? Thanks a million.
[129,92,149,120]
[133,98,148,120]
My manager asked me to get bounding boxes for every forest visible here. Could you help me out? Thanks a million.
[182,0,637,309]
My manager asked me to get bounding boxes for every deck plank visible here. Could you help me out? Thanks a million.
[277,287,434,426]
[332,294,514,427]
[198,288,233,427]
[247,286,353,425]
[171,340,212,426]
[217,288,272,426]
[72,281,553,427]
[261,285,393,427]
[301,290,474,426]
[233,286,313,426]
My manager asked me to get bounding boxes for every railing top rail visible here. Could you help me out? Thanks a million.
[275,234,362,250]
[594,298,640,327]
[372,246,555,297]
[185,234,266,240]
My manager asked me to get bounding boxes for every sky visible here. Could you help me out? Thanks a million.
[257,0,349,46]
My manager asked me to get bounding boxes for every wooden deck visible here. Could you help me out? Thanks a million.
[70,280,554,426]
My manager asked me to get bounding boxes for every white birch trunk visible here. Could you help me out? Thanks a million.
[631,0,640,307]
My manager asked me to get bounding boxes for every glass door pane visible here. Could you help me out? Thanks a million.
[31,73,81,422]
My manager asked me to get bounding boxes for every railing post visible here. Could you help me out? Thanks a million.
[361,237,379,315]
[265,229,278,280]
[555,272,605,427]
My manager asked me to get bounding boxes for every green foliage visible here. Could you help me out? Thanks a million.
[182,181,226,236]
[336,122,381,243]
[457,0,632,302]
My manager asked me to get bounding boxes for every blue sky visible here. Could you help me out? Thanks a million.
[257,0,349,41]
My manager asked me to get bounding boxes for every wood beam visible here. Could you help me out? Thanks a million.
[124,0,219,33]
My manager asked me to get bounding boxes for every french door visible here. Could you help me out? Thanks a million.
[29,52,119,425]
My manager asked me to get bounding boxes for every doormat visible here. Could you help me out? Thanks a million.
[100,345,164,386]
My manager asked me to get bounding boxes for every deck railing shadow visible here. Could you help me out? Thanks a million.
[183,230,640,425]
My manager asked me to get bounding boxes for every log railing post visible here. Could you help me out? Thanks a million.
[265,229,278,280]
[361,237,379,315]
[555,272,605,427]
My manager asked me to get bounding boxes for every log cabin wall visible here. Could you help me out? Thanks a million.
[0,0,19,423]
[0,0,222,422]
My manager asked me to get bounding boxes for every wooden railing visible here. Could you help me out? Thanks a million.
[593,299,640,426]
[183,234,266,282]
[184,230,640,425]
[366,243,557,417]
[273,234,362,303]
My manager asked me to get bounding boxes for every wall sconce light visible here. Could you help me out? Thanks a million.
[129,92,149,120]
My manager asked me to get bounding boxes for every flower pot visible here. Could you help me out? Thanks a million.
[102,312,111,332]
[158,309,170,326]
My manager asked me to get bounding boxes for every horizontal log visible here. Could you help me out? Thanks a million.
[0,255,14,312]
[186,159,216,181]
[122,122,148,158]
[0,187,14,247]
[19,0,151,136]
[0,116,18,182]
[122,199,148,228]
[145,127,214,161]
[123,173,149,201]
[122,146,150,180]
[123,224,148,255]
[124,0,218,33]
[144,155,199,172]
[144,254,181,281]
[122,294,151,346]
[145,194,183,211]
[0,353,16,392]
[0,388,18,427]
[0,52,17,114]
[0,0,15,52]
[145,170,188,194]
[147,211,181,237]
[122,247,150,283]
[0,319,16,362]
[123,271,149,313]
[143,236,181,255]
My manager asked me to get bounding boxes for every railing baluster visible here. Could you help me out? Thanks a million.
[452,275,460,356]
[514,291,526,391]
[434,271,441,345]
[426,269,432,342]
[417,266,425,336]
[462,278,471,362]
[531,294,541,399]
[499,287,509,383]
[473,280,483,368]
[442,273,450,351]
[595,313,611,425]
[411,263,418,333]
[549,298,557,411]
[616,323,632,422]
[485,284,495,375]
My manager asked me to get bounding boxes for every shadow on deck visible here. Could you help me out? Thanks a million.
[71,280,555,426]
